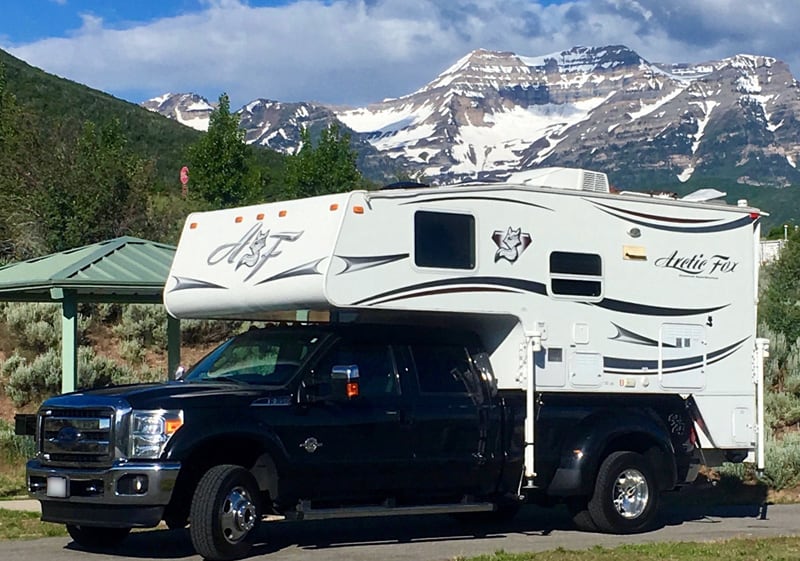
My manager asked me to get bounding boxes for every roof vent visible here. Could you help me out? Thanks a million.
[506,167,610,193]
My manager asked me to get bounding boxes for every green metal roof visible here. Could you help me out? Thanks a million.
[0,237,176,303]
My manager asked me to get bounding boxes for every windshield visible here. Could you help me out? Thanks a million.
[184,329,324,385]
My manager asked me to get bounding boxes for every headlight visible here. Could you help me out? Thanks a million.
[129,410,184,459]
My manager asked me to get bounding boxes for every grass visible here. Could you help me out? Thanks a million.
[0,509,66,540]
[460,537,800,560]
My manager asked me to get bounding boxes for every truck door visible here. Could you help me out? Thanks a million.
[404,342,494,498]
[281,340,412,500]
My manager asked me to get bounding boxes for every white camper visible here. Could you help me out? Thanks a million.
[165,167,767,479]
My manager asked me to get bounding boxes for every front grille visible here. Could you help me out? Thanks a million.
[40,407,116,466]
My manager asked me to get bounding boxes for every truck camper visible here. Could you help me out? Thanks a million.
[27,167,767,561]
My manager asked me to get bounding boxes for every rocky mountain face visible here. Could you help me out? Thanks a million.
[143,45,800,191]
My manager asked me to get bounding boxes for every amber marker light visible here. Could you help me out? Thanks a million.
[256,213,265,220]
[346,382,360,398]
[235,216,243,223]
[330,204,339,211]
[353,206,364,214]
[189,223,198,230]
[165,418,184,435]
[279,210,287,217]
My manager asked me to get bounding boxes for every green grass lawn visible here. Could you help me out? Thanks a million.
[0,509,66,540]
[461,538,800,561]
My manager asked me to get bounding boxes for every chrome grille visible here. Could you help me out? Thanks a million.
[40,407,116,466]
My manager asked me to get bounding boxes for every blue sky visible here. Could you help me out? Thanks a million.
[1,0,798,108]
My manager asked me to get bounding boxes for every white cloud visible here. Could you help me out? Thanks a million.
[3,0,800,108]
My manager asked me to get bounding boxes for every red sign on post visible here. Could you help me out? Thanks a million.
[180,166,189,198]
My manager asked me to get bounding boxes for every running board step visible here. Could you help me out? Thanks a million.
[286,499,496,521]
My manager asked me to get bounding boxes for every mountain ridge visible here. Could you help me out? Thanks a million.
[143,44,800,224]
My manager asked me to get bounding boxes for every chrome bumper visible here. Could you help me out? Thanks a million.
[27,458,181,506]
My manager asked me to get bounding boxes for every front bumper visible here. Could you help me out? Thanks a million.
[27,459,181,528]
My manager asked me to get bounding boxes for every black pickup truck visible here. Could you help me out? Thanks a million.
[24,322,698,561]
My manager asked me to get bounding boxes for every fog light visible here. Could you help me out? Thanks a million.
[117,474,149,495]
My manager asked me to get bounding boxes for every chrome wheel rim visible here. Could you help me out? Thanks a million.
[612,468,649,519]
[220,486,257,543]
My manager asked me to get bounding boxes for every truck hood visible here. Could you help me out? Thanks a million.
[42,381,291,411]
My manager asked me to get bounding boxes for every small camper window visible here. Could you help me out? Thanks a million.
[549,251,603,299]
[414,211,476,270]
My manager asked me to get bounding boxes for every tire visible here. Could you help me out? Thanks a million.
[66,525,131,549]
[565,496,598,532]
[587,451,659,534]
[189,464,262,561]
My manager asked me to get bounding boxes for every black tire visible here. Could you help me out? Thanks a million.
[189,464,262,561]
[565,496,598,532]
[587,451,659,534]
[66,525,131,549]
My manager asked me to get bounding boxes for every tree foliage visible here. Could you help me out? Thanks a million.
[186,93,264,208]
[284,122,362,198]
[761,229,800,389]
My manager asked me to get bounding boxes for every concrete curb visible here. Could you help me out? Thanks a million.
[0,499,41,513]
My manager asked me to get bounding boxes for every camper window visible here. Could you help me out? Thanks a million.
[549,251,603,299]
[414,211,475,270]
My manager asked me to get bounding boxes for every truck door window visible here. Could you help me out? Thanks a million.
[411,344,480,397]
[307,343,399,398]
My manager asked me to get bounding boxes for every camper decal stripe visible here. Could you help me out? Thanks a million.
[352,276,547,306]
[593,298,728,316]
[603,338,747,374]
[399,196,553,211]
[256,258,326,284]
[610,323,676,347]
[168,276,227,292]
[591,201,718,224]
[335,254,409,274]
[593,204,755,233]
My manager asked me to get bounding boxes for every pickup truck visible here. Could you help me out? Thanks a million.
[25,322,697,561]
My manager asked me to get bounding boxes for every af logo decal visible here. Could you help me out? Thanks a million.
[492,227,532,263]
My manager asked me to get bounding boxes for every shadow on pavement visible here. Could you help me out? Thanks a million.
[63,478,770,560]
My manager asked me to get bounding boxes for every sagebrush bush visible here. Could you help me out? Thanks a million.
[1,347,162,407]
[113,304,167,348]
[0,302,91,355]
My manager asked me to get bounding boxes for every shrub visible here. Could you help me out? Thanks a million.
[112,304,167,348]
[1,347,161,407]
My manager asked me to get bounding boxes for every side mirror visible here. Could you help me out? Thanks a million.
[174,365,186,381]
[331,365,360,399]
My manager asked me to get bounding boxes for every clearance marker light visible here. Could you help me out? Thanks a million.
[279,210,288,217]
[353,206,364,214]
[330,204,339,211]
[256,213,265,220]
[189,223,198,230]
[235,216,243,223]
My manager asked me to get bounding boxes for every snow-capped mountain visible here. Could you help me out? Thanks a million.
[143,45,800,188]
[141,93,215,132]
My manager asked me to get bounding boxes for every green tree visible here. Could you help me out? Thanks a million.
[761,229,800,389]
[284,122,362,198]
[186,93,260,208]
[28,119,152,252]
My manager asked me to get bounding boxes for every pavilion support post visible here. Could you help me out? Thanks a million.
[167,315,181,380]
[60,290,78,394]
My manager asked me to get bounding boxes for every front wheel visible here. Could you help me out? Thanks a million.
[190,464,262,561]
[66,525,131,549]
[587,451,659,534]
